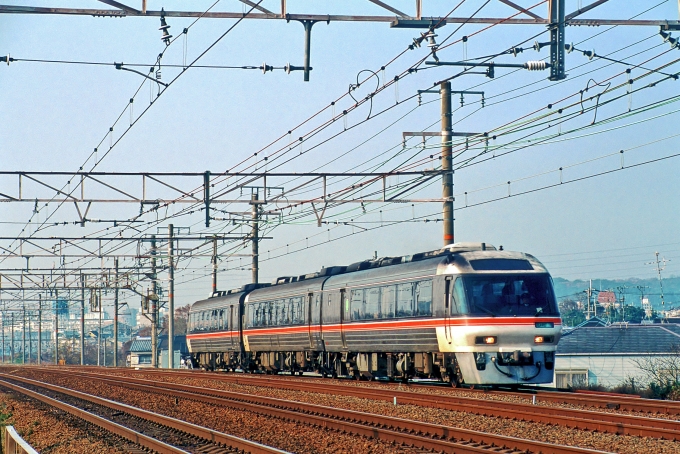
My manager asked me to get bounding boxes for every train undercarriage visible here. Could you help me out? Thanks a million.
[193,351,463,385]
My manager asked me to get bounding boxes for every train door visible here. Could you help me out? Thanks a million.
[445,277,453,344]
[340,289,348,349]
[229,305,235,349]
[307,293,314,348]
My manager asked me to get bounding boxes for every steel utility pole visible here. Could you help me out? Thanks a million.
[441,81,453,246]
[38,294,42,364]
[114,258,119,367]
[151,235,158,368]
[251,193,259,284]
[168,224,175,369]
[548,0,566,81]
[80,274,85,365]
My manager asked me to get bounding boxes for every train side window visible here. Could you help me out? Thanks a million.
[350,289,363,321]
[251,304,257,328]
[381,285,395,318]
[397,283,414,317]
[294,297,303,324]
[365,287,380,320]
[415,280,433,316]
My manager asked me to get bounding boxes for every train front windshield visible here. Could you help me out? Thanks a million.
[453,274,559,317]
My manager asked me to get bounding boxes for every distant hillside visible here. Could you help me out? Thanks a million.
[553,276,680,311]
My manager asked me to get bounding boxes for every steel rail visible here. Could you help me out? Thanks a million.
[40,369,610,454]
[0,378,189,454]
[533,389,680,416]
[117,369,680,440]
[0,373,288,454]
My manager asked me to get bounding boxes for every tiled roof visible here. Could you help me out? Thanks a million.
[129,339,153,353]
[557,324,680,355]
[128,335,188,353]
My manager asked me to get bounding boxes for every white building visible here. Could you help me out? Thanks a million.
[555,323,680,388]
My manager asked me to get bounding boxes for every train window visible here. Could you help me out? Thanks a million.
[293,297,304,324]
[365,287,381,319]
[381,285,396,318]
[461,274,558,316]
[469,259,533,271]
[415,280,433,316]
[451,278,467,315]
[397,283,414,317]
[350,289,363,320]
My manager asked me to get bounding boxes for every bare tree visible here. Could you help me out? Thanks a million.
[632,344,680,391]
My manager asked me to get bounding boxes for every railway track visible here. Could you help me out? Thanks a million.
[102,367,680,417]
[112,367,680,440]
[0,373,287,454]
[18,368,612,454]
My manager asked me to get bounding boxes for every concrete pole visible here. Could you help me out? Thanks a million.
[54,290,58,364]
[441,81,454,247]
[168,224,175,369]
[10,313,14,364]
[80,274,85,365]
[251,193,259,284]
[151,235,158,368]
[28,308,31,363]
[114,258,119,367]
[1,309,5,364]
[38,294,42,364]
[98,288,102,366]
[21,304,25,364]
[212,237,218,294]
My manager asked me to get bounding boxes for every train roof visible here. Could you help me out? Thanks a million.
[192,243,551,307]
[246,275,328,303]
[190,283,270,312]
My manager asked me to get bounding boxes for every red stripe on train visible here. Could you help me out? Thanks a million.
[187,317,561,340]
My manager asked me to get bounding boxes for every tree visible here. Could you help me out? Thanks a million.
[620,305,646,323]
[631,344,680,400]
[161,304,191,335]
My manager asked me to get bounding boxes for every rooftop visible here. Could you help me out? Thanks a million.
[558,324,680,355]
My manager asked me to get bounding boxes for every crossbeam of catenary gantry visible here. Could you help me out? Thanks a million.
[0,170,449,205]
[1,2,678,28]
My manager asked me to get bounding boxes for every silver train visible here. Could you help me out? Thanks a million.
[186,242,562,386]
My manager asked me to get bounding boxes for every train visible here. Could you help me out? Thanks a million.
[186,242,562,386]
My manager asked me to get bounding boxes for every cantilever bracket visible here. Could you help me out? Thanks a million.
[311,201,328,227]
[73,201,92,227]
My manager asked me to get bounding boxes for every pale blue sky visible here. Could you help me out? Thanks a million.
[1,1,679,312]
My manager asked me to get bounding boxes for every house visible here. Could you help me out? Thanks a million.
[127,335,188,368]
[128,337,154,367]
[554,323,680,388]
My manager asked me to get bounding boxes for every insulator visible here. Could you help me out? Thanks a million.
[156,69,162,80]
[525,61,547,71]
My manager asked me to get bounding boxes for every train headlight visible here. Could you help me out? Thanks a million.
[475,336,497,345]
[534,336,554,344]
